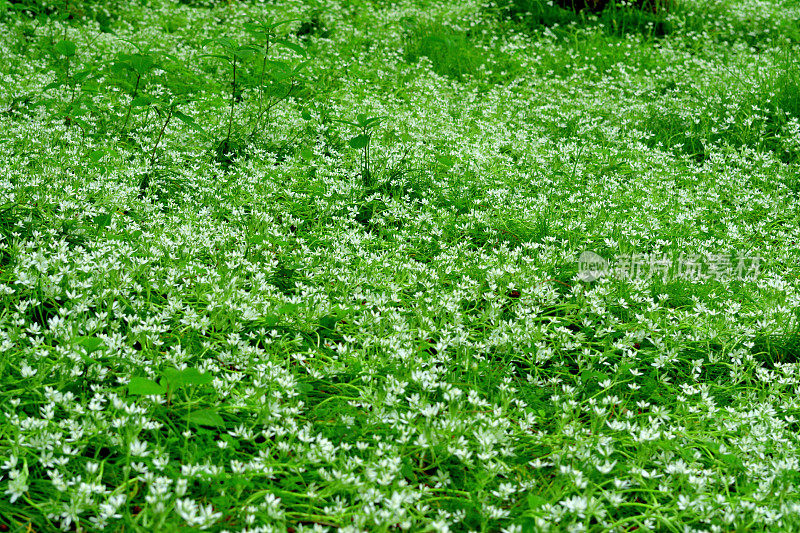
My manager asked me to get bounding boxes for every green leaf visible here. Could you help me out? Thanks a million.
[293,60,311,74]
[93,213,112,229]
[261,314,282,327]
[273,39,308,57]
[349,134,370,149]
[161,367,213,388]
[435,154,455,168]
[277,303,299,315]
[300,147,314,160]
[88,149,106,163]
[131,95,153,107]
[73,69,95,83]
[233,46,259,60]
[220,434,240,450]
[242,22,263,35]
[186,408,225,428]
[318,313,342,332]
[301,109,312,120]
[356,114,384,128]
[265,59,291,78]
[527,494,547,510]
[719,453,744,471]
[120,53,155,75]
[181,367,214,386]
[54,40,76,57]
[203,37,237,50]
[199,53,232,63]
[173,110,204,133]
[128,377,167,396]
[77,336,105,354]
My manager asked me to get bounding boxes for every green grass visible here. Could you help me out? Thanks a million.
[1,0,800,531]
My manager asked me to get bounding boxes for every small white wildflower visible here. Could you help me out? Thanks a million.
[129,438,150,457]
[20,363,37,378]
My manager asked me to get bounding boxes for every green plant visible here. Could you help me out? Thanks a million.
[242,17,309,140]
[404,24,486,79]
[336,113,385,188]
[201,37,260,166]
[42,37,102,133]
[108,46,158,136]
[136,96,201,197]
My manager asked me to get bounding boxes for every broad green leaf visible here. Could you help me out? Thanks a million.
[128,377,166,396]
[318,314,339,332]
[93,213,112,229]
[220,434,240,450]
[121,53,155,75]
[273,39,307,57]
[435,154,454,168]
[527,494,547,510]
[88,149,106,163]
[349,134,369,149]
[265,60,291,77]
[300,147,314,160]
[160,367,183,387]
[161,367,213,388]
[186,408,225,428]
[203,37,237,50]
[719,453,744,470]
[293,60,312,73]
[131,95,153,107]
[261,314,282,327]
[356,114,384,128]
[242,22,263,35]
[199,53,232,63]
[233,46,259,60]
[77,336,104,354]
[173,110,204,133]
[54,40,77,57]
[277,303,299,314]
[179,367,213,386]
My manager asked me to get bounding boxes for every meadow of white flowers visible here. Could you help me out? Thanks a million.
[1,0,799,530]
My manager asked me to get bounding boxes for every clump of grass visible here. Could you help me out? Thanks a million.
[403,22,487,80]
[496,0,675,38]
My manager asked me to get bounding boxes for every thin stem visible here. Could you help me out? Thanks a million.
[120,74,140,136]
[252,33,271,137]
[63,0,68,41]
[227,55,237,142]
[150,105,174,167]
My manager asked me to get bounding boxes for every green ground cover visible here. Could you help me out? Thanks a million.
[1,0,800,530]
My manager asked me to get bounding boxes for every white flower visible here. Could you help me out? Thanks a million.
[20,363,37,378]
[175,498,222,529]
[560,495,588,518]
[129,438,150,457]
[5,469,29,503]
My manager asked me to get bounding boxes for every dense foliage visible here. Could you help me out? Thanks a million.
[1,0,800,531]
